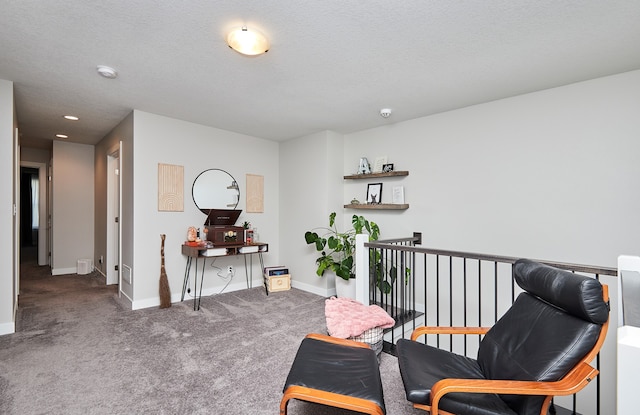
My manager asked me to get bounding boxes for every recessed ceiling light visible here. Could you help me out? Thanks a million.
[64,115,79,121]
[56,134,68,139]
[97,65,118,79]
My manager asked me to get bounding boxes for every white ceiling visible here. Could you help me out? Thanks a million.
[2,1,640,148]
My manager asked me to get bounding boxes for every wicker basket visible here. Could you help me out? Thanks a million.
[348,327,383,355]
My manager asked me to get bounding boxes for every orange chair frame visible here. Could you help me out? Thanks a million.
[407,285,609,415]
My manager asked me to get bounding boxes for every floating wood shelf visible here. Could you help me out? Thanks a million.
[343,171,409,180]
[343,203,409,210]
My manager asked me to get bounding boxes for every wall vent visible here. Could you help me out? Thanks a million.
[122,264,132,284]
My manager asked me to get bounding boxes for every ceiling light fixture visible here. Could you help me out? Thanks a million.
[64,115,79,121]
[56,134,68,139]
[226,26,269,56]
[380,108,392,118]
[97,65,118,79]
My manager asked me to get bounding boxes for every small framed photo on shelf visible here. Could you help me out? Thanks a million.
[382,163,394,173]
[366,183,383,204]
[392,185,405,204]
[372,156,387,173]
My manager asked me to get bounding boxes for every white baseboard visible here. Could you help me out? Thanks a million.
[0,321,16,336]
[118,291,133,309]
[131,277,268,310]
[290,279,333,297]
[51,267,77,276]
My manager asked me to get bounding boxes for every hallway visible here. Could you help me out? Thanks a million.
[17,246,117,333]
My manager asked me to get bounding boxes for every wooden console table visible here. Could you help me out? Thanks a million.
[181,242,268,310]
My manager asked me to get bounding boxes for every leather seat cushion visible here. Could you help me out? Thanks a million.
[397,339,517,415]
[283,337,385,413]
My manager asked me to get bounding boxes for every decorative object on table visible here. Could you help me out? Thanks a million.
[242,221,252,243]
[246,174,264,213]
[372,156,387,173]
[392,185,405,204]
[186,226,206,246]
[366,183,383,204]
[382,163,394,172]
[157,163,184,212]
[304,212,379,281]
[159,234,172,309]
[187,226,197,242]
[350,198,360,204]
[358,157,371,174]
[202,209,244,246]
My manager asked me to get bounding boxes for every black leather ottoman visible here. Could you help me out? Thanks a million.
[280,333,386,415]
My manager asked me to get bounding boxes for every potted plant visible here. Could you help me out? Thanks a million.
[304,212,380,281]
[370,249,411,295]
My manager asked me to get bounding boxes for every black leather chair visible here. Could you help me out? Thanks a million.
[397,258,610,415]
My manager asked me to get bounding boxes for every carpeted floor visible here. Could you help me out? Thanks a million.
[0,256,422,414]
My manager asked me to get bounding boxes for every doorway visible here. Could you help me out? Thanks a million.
[19,162,48,266]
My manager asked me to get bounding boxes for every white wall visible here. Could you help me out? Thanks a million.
[95,112,133,300]
[21,147,50,164]
[51,141,95,275]
[0,79,16,335]
[131,111,280,309]
[342,70,640,268]
[339,71,640,415]
[280,130,344,296]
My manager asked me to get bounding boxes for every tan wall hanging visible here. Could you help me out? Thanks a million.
[158,163,184,212]
[246,174,264,213]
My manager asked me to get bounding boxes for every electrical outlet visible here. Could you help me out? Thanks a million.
[99,255,104,264]
[227,265,234,274]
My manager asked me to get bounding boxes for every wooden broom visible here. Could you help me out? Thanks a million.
[159,234,172,308]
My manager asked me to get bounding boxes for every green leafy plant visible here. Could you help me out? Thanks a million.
[370,250,411,294]
[304,212,380,281]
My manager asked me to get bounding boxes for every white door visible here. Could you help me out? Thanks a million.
[13,128,20,313]
[106,149,120,285]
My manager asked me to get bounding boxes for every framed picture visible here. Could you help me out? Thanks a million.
[372,156,387,173]
[382,163,394,172]
[366,183,383,204]
[392,185,405,204]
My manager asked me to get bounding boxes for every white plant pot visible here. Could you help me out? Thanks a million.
[335,276,357,299]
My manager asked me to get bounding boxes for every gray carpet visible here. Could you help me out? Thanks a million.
[0,259,423,415]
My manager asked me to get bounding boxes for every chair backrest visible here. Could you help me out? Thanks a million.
[477,259,609,415]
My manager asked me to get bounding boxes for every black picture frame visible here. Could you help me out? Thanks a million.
[382,163,394,172]
[366,183,383,204]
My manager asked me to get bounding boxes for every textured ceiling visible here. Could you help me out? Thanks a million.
[2,1,640,148]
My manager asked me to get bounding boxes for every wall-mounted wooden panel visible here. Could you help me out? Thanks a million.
[158,163,184,212]
[246,174,264,213]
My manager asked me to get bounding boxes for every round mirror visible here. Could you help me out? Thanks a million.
[192,169,240,214]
